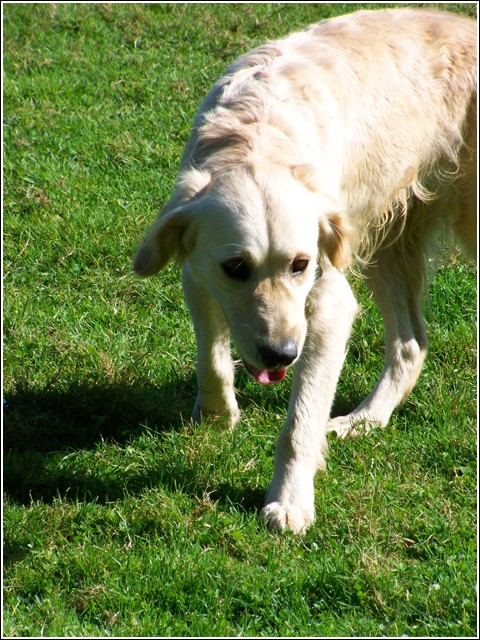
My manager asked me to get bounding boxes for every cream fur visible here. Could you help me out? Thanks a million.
[134,9,477,533]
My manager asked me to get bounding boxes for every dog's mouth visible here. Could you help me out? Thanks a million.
[243,361,288,385]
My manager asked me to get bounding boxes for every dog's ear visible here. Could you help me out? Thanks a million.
[133,206,196,277]
[133,169,211,277]
[292,164,353,269]
[319,211,353,270]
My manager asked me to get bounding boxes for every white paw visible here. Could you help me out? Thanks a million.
[191,398,240,429]
[259,501,315,534]
[327,414,381,438]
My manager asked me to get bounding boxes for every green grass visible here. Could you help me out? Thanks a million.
[3,2,477,637]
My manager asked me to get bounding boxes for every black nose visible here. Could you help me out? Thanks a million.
[258,340,298,368]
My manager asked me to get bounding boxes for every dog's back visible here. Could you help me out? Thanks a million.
[183,8,476,259]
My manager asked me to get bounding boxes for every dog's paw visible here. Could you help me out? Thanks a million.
[259,501,314,534]
[327,414,381,438]
[191,398,241,430]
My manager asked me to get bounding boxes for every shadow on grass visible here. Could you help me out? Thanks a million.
[3,377,195,503]
[3,377,269,514]
[3,373,363,512]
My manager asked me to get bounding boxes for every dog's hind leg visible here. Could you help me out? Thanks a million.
[182,265,240,429]
[328,222,430,438]
[329,125,477,440]
[260,267,357,533]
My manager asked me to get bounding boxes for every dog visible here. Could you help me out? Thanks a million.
[133,8,477,533]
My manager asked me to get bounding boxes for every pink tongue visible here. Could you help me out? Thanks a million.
[249,365,287,385]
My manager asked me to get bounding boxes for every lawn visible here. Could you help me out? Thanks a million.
[2,2,477,637]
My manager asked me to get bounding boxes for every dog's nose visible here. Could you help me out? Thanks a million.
[258,340,298,368]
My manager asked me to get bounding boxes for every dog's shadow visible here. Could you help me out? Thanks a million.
[3,374,360,514]
[3,377,191,503]
[3,377,269,513]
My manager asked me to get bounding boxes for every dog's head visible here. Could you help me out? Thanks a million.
[134,163,351,383]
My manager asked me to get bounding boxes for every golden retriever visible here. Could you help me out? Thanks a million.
[133,8,477,533]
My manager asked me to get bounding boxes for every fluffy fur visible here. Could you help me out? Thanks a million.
[134,8,477,533]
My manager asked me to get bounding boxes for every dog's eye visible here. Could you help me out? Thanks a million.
[221,258,251,281]
[291,257,309,275]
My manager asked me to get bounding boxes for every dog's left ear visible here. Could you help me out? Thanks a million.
[319,210,353,270]
[292,164,353,269]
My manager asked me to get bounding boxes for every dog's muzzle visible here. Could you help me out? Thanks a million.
[258,340,297,368]
[244,339,298,385]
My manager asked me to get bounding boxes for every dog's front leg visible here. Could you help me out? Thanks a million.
[260,267,357,533]
[182,264,240,429]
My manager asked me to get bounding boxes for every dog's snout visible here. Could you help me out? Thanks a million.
[258,340,298,368]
